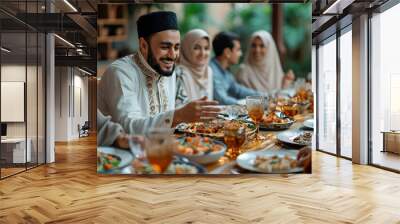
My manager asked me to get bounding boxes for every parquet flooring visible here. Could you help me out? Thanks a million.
[372,151,400,171]
[1,167,26,178]
[1,135,400,224]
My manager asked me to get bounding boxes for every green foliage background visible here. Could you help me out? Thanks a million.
[178,3,311,78]
[124,3,311,78]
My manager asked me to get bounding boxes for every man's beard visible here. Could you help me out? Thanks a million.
[147,48,175,77]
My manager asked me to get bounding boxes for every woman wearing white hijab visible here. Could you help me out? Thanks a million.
[235,30,294,92]
[175,29,213,107]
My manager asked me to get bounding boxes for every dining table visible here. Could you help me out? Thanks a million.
[101,111,314,175]
[203,112,314,174]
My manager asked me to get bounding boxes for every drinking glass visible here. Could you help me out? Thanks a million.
[224,125,246,160]
[128,137,144,159]
[144,128,176,174]
[246,96,264,141]
[282,104,299,117]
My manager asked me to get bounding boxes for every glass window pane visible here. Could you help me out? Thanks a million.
[1,31,27,177]
[317,37,337,154]
[340,29,352,158]
[371,4,400,171]
[1,0,46,178]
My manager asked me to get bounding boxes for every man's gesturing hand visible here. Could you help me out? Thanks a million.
[173,96,221,126]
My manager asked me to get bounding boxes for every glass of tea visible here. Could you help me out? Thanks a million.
[224,125,246,160]
[144,128,176,174]
[246,96,264,141]
[282,104,299,117]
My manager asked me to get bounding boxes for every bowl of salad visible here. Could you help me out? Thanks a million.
[175,136,226,165]
[97,146,134,173]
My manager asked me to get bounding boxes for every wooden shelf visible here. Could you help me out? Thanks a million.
[98,35,128,43]
[97,4,129,61]
[97,19,128,26]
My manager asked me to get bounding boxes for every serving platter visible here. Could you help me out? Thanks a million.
[236,150,304,174]
[97,146,134,173]
[175,119,257,140]
[276,130,312,147]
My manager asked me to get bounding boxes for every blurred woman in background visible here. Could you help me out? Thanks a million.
[235,30,295,93]
[175,29,213,107]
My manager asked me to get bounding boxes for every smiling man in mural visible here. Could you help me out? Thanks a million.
[98,11,220,135]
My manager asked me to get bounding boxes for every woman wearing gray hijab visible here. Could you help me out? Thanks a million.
[236,30,294,92]
[175,29,213,107]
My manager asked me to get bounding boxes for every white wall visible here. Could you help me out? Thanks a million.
[54,67,89,141]
[1,65,36,138]
[1,64,46,164]
[72,73,89,138]
[55,66,70,141]
[1,66,26,140]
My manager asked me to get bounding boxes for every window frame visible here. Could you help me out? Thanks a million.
[367,0,400,173]
[314,23,353,161]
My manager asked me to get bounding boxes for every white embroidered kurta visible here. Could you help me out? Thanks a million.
[98,51,176,135]
[97,109,123,146]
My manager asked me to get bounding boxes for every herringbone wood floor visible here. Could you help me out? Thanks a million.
[1,135,400,224]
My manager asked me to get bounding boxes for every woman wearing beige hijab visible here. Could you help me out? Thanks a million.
[175,29,213,107]
[235,30,294,93]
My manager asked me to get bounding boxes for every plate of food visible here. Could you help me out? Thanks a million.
[132,156,207,174]
[277,130,312,147]
[303,119,314,129]
[236,150,304,173]
[175,136,226,164]
[97,147,134,173]
[260,111,295,130]
[176,119,256,140]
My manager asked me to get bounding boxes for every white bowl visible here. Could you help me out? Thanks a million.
[175,138,227,165]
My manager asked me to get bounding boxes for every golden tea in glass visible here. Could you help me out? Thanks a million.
[246,96,264,141]
[145,128,176,173]
[224,125,246,160]
[248,107,264,123]
[282,105,298,117]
